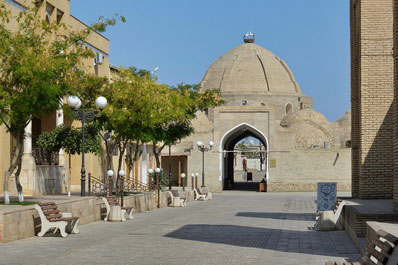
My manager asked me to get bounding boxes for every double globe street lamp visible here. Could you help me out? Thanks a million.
[106,169,125,205]
[148,168,162,208]
[196,141,214,187]
[67,95,107,196]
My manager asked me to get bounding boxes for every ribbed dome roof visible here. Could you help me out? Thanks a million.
[201,43,301,95]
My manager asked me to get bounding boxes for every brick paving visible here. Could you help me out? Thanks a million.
[0,191,360,265]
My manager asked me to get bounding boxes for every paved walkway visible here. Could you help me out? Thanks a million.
[0,191,360,265]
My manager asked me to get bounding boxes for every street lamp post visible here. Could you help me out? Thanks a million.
[107,170,114,195]
[168,144,172,190]
[119,170,125,207]
[148,168,161,208]
[155,168,161,208]
[191,173,195,190]
[181,173,186,191]
[196,141,214,187]
[67,95,107,196]
[195,172,199,188]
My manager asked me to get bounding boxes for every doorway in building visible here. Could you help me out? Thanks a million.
[220,123,268,191]
[161,155,188,187]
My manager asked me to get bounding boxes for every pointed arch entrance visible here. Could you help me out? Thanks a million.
[219,123,269,190]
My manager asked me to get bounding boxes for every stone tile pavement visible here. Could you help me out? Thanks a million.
[0,191,360,265]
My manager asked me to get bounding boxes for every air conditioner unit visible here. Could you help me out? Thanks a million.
[95,53,103,65]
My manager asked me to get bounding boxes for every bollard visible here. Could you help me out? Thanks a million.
[120,177,124,207]
[108,176,113,196]
[156,173,160,208]
[88,173,91,196]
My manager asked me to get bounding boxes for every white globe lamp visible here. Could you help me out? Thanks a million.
[95,96,107,110]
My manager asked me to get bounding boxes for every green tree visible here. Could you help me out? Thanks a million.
[37,124,102,194]
[100,67,171,183]
[150,83,223,168]
[37,125,102,156]
[0,4,122,202]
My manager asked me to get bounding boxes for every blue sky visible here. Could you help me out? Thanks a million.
[71,1,350,122]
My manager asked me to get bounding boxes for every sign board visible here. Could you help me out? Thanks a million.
[270,159,276,168]
[317,182,337,211]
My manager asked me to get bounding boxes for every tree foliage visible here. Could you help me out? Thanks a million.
[37,125,102,155]
[0,3,123,199]
[150,83,223,167]
[99,67,173,179]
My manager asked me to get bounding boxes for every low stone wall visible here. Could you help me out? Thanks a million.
[0,196,96,243]
[0,191,169,243]
[35,165,65,195]
[176,190,195,202]
[343,199,398,254]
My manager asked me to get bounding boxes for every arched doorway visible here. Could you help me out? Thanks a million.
[219,123,269,190]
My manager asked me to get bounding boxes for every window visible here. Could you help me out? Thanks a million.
[285,103,293,115]
[300,102,309,110]
[57,10,64,24]
[46,3,54,23]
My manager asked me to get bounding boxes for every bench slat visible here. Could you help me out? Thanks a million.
[378,230,398,245]
[372,238,393,255]
[43,209,60,216]
[362,256,379,265]
[46,214,62,221]
[367,247,388,264]
[39,202,56,206]
[41,205,58,211]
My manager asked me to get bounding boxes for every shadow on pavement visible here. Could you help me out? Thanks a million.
[236,212,315,221]
[165,224,360,261]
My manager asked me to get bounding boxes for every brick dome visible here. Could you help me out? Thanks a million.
[200,43,302,96]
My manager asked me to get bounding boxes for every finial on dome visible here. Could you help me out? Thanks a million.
[243,31,255,43]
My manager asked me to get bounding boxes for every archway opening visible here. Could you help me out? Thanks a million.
[220,123,268,191]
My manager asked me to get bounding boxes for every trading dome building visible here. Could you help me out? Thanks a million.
[161,34,351,192]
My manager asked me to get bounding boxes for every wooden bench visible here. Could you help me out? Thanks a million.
[197,188,212,200]
[102,196,134,222]
[325,229,398,265]
[35,202,80,238]
[168,191,186,207]
[194,188,207,201]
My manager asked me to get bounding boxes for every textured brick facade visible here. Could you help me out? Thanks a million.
[350,0,394,199]
[394,0,398,210]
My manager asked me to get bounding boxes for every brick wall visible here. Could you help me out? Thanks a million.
[350,0,361,198]
[350,0,394,199]
[393,0,398,211]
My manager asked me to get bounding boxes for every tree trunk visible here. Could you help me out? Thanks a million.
[3,131,24,204]
[152,141,166,169]
[152,142,160,168]
[68,153,72,196]
[116,140,127,189]
[105,140,114,173]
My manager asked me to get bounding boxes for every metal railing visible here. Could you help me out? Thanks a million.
[88,174,157,208]
[88,174,109,196]
[122,178,154,193]
[32,146,59,165]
